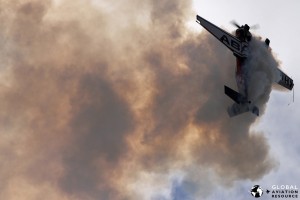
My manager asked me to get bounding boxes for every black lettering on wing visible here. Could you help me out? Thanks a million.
[220,35,229,45]
[231,40,240,51]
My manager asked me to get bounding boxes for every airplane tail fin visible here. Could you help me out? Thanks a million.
[224,85,259,117]
[227,103,259,117]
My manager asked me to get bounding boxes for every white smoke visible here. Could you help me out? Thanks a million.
[247,36,281,106]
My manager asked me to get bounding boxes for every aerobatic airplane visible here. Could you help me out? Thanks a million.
[196,15,294,117]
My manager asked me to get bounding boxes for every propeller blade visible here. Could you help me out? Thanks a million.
[230,20,240,28]
[250,24,260,30]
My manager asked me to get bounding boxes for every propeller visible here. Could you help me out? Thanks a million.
[230,20,240,28]
[230,20,260,30]
[250,24,260,30]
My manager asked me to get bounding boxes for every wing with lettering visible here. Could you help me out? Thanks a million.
[196,15,248,58]
[277,68,294,90]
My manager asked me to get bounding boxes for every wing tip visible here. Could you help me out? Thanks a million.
[196,15,201,23]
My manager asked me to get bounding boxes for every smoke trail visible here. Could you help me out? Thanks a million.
[0,0,281,199]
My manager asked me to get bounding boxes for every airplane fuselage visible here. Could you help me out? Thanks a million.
[235,57,248,99]
[234,26,252,100]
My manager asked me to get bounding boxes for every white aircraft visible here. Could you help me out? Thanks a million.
[196,15,294,117]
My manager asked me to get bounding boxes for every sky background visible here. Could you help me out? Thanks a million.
[0,0,299,200]
[192,0,300,199]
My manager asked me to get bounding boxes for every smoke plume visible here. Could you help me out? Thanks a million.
[0,0,280,199]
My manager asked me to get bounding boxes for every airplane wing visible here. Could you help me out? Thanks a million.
[276,69,294,90]
[196,15,248,58]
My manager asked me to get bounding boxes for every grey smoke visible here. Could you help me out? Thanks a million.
[0,0,281,199]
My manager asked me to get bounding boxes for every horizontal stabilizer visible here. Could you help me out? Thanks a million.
[224,85,259,117]
[227,103,248,117]
[224,85,247,104]
[227,103,259,117]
